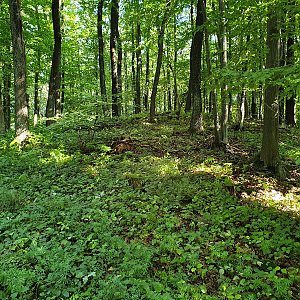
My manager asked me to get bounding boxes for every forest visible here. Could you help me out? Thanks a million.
[0,0,300,299]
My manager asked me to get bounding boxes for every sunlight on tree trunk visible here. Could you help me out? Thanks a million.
[9,0,29,142]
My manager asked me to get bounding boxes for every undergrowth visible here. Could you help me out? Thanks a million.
[0,114,299,299]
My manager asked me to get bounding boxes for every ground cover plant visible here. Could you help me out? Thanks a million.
[0,114,299,299]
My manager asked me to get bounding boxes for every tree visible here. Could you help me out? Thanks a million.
[204,3,219,144]
[33,5,41,127]
[149,0,171,123]
[97,0,108,116]
[46,0,62,126]
[110,0,121,117]
[0,82,5,133]
[135,21,142,113]
[189,0,205,133]
[260,4,282,177]
[218,0,228,144]
[2,59,11,131]
[285,0,296,126]
[9,0,28,142]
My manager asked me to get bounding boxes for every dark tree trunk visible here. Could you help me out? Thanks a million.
[218,0,228,144]
[46,0,61,126]
[34,70,40,127]
[143,48,150,111]
[135,22,142,113]
[34,6,41,127]
[279,30,286,125]
[167,58,172,111]
[251,90,257,119]
[189,0,205,133]
[260,8,282,176]
[185,2,195,113]
[0,82,5,133]
[131,24,136,112]
[149,0,171,123]
[97,0,108,115]
[285,18,296,126]
[61,69,65,114]
[117,31,122,104]
[204,12,219,144]
[9,0,29,141]
[110,0,120,117]
[258,84,263,120]
[2,63,11,131]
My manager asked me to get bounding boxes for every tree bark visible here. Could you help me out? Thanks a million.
[189,0,205,133]
[135,22,142,113]
[9,0,29,141]
[0,82,5,133]
[218,0,228,144]
[46,0,62,126]
[110,0,120,117]
[131,24,136,112]
[251,90,257,119]
[285,8,296,126]
[149,0,171,122]
[260,7,281,175]
[204,11,219,144]
[97,0,108,116]
[143,47,150,111]
[2,62,11,131]
[33,69,40,127]
[173,16,178,112]
[33,6,41,127]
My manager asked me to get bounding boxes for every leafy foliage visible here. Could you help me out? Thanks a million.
[0,115,299,299]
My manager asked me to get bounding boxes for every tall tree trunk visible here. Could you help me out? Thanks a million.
[33,69,40,127]
[110,0,120,117]
[46,0,61,126]
[260,7,282,176]
[135,22,142,113]
[218,0,228,144]
[131,24,136,112]
[185,1,195,113]
[61,61,65,114]
[204,11,219,144]
[173,17,178,112]
[2,62,11,131]
[251,90,257,119]
[236,90,245,130]
[279,29,286,125]
[117,31,122,106]
[149,0,171,123]
[97,0,108,116]
[9,0,29,142]
[143,47,150,111]
[285,6,296,126]
[33,6,41,127]
[0,82,5,133]
[189,0,205,133]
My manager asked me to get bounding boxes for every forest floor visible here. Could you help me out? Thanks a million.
[0,113,300,299]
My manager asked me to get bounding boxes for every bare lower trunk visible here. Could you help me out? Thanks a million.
[218,0,228,144]
[0,83,5,133]
[9,0,29,142]
[136,22,142,113]
[46,0,62,126]
[260,8,282,176]
[97,0,108,116]
[143,48,150,111]
[189,0,205,133]
[149,0,171,122]
[110,0,120,117]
